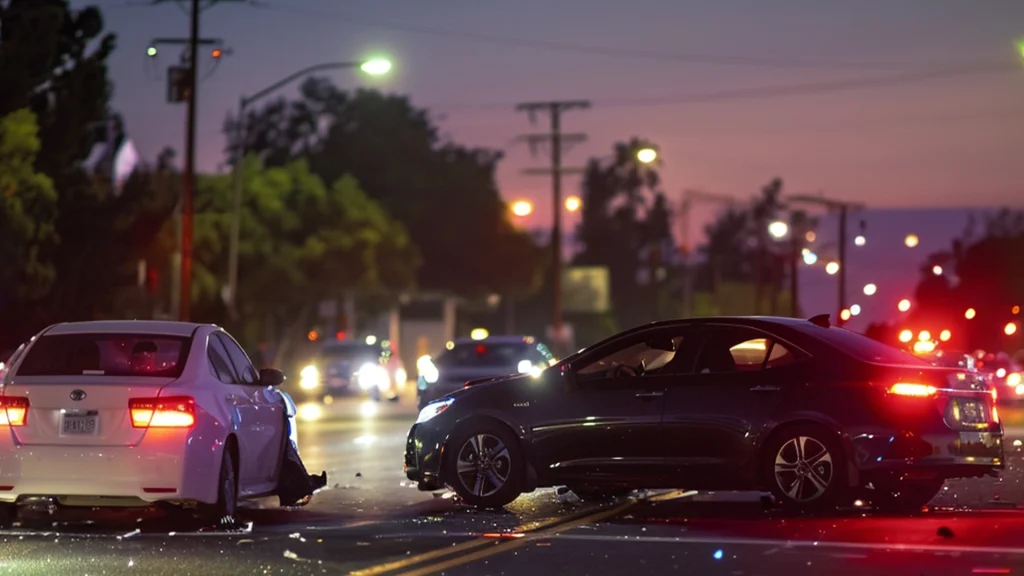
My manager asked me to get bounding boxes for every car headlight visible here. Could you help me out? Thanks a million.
[417,355,439,384]
[1008,372,1022,388]
[357,363,389,390]
[299,365,320,390]
[416,398,454,424]
[517,360,533,374]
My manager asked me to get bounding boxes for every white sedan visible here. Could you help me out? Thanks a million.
[0,320,301,527]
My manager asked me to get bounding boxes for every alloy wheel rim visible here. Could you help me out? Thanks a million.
[774,436,833,502]
[456,433,512,498]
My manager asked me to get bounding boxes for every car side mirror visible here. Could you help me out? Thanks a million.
[259,368,286,387]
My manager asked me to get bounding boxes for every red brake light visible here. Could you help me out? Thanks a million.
[0,396,29,427]
[475,344,487,355]
[130,396,196,428]
[889,383,937,397]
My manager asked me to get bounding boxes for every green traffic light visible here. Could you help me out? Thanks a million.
[147,46,158,57]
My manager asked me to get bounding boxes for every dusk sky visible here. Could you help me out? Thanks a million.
[79,0,1024,326]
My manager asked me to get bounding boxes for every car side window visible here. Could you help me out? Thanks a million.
[695,328,799,374]
[575,332,686,378]
[216,333,260,385]
[207,335,238,384]
[765,341,796,369]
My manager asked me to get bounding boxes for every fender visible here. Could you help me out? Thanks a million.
[444,408,541,492]
[755,410,860,489]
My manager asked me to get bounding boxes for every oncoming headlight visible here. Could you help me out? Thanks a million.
[417,355,439,384]
[299,365,320,390]
[1008,372,1022,388]
[357,363,389,390]
[517,360,532,374]
[416,398,454,424]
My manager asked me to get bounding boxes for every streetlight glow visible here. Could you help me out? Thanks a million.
[565,196,581,212]
[863,283,877,296]
[825,261,840,275]
[1007,322,1019,336]
[768,221,789,239]
[940,329,951,342]
[840,308,851,321]
[636,147,658,164]
[511,200,533,217]
[854,235,866,246]
[360,58,392,76]
[932,265,943,276]
[898,329,913,343]
[802,250,818,265]
[146,46,158,57]
[850,304,862,316]
[918,330,931,342]
[805,231,816,243]
[905,234,919,248]
[898,298,911,312]
[965,307,976,320]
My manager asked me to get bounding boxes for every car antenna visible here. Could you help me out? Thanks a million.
[808,314,830,328]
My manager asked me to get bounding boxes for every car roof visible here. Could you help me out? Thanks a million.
[450,335,537,346]
[43,320,207,337]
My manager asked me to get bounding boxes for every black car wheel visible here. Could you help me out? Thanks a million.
[764,424,846,512]
[444,422,524,509]
[0,503,16,529]
[869,478,944,513]
[200,446,239,527]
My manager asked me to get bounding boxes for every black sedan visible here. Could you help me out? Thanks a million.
[404,315,1004,512]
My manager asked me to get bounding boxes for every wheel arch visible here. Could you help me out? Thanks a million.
[755,413,858,490]
[441,412,539,492]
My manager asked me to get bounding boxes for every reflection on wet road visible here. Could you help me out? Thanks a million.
[4,396,1024,575]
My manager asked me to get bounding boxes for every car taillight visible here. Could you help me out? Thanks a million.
[0,396,29,427]
[129,396,196,428]
[889,383,938,397]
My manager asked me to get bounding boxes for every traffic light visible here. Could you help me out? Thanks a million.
[211,48,223,59]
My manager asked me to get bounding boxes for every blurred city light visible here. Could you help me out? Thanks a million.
[854,235,866,246]
[359,58,392,76]
[470,328,489,340]
[768,221,789,239]
[825,261,840,275]
[360,400,378,418]
[913,340,936,354]
[863,283,877,296]
[1013,305,1021,315]
[898,298,911,312]
[365,334,377,345]
[905,234,919,248]
[805,231,816,243]
[636,147,658,164]
[802,249,818,265]
[1007,322,1019,336]
[850,304,862,316]
[965,307,976,319]
[840,308,851,321]
[511,200,533,217]
[565,196,581,212]
[211,48,223,59]
[932,265,943,276]
[899,329,913,343]
[918,330,931,342]
[940,329,952,342]
[307,330,319,341]
[146,46,157,57]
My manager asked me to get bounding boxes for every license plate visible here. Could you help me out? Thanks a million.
[62,414,98,435]
[956,399,988,424]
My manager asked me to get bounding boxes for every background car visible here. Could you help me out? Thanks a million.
[406,315,1003,512]
[295,338,406,402]
[976,352,1024,402]
[0,320,307,528]
[415,336,555,410]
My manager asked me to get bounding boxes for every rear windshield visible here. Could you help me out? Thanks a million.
[319,344,382,362]
[16,334,191,378]
[808,327,929,366]
[436,342,529,368]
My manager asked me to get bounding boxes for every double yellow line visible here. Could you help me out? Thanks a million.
[351,499,637,576]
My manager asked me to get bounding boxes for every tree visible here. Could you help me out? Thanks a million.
[0,109,58,307]
[187,156,421,363]
[229,80,541,300]
[574,139,674,329]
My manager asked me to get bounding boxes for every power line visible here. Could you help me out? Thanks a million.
[251,1,1000,72]
[427,64,1020,113]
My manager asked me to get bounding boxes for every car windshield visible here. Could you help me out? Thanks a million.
[15,333,190,378]
[805,326,929,366]
[436,342,528,368]
[319,344,381,363]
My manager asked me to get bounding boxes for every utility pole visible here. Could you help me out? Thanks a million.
[515,100,590,356]
[152,0,243,321]
[788,194,865,326]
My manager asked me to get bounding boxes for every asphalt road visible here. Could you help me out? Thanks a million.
[4,393,1024,575]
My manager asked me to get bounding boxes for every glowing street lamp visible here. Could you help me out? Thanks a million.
[863,283,877,296]
[840,308,851,321]
[899,329,913,343]
[146,46,158,57]
[565,196,581,212]
[359,58,393,76]
[636,147,658,164]
[1007,322,1019,336]
[940,329,952,342]
[932,265,943,276]
[825,261,840,275]
[854,235,866,246]
[511,200,533,217]
[850,304,862,316]
[768,220,789,239]
[905,234,919,248]
[965,307,976,320]
[898,298,911,312]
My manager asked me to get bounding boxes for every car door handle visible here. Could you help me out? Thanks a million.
[750,385,779,392]
[635,391,664,399]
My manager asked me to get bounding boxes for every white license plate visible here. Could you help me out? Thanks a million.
[62,415,98,435]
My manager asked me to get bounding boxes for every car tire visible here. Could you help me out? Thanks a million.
[444,421,525,509]
[0,503,16,529]
[200,446,239,527]
[763,424,847,512]
[869,478,944,513]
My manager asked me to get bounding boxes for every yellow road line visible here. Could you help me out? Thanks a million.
[394,500,636,576]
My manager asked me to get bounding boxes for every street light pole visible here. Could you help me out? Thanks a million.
[225,60,391,319]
